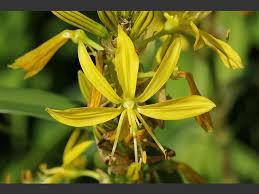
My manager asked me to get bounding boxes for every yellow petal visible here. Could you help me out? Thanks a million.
[78,41,122,104]
[63,140,93,166]
[137,95,216,120]
[137,36,182,103]
[78,70,92,105]
[63,128,82,156]
[201,30,243,69]
[127,162,141,182]
[178,71,214,132]
[130,11,154,40]
[97,11,118,33]
[52,11,108,38]
[46,107,122,127]
[114,26,139,99]
[189,22,205,50]
[9,30,71,78]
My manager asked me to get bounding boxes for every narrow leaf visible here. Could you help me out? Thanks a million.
[0,87,77,120]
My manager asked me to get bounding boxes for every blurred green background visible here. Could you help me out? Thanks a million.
[0,11,259,183]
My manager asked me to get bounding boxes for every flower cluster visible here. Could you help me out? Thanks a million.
[10,11,243,181]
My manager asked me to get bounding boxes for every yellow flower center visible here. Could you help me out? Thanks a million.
[123,100,136,109]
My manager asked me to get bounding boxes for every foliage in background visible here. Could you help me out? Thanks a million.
[0,11,259,183]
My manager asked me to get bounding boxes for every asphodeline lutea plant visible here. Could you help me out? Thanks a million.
[46,26,216,164]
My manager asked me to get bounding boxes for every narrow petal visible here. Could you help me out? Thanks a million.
[78,42,122,104]
[115,26,139,99]
[46,107,122,127]
[137,36,182,103]
[189,22,204,50]
[130,11,154,40]
[63,140,94,166]
[78,70,92,105]
[52,11,108,38]
[178,71,214,132]
[200,30,243,69]
[9,30,71,78]
[189,22,243,69]
[63,128,82,155]
[97,11,118,33]
[137,95,216,120]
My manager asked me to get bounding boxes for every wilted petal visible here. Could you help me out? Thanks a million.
[52,11,108,38]
[137,36,182,103]
[78,41,122,104]
[46,107,122,127]
[137,95,216,120]
[174,161,206,184]
[115,26,139,99]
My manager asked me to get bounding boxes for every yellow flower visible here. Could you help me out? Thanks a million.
[47,26,215,163]
[189,22,243,69]
[39,129,109,183]
[145,11,243,69]
[9,29,103,78]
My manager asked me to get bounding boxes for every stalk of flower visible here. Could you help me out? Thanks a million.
[9,29,103,78]
[46,25,216,164]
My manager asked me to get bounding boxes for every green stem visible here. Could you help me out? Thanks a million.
[136,30,168,49]
[138,71,155,79]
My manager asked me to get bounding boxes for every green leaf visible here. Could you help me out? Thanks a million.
[0,87,78,120]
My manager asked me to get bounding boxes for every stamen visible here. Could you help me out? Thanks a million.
[111,110,127,156]
[135,111,169,160]
[127,109,139,163]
